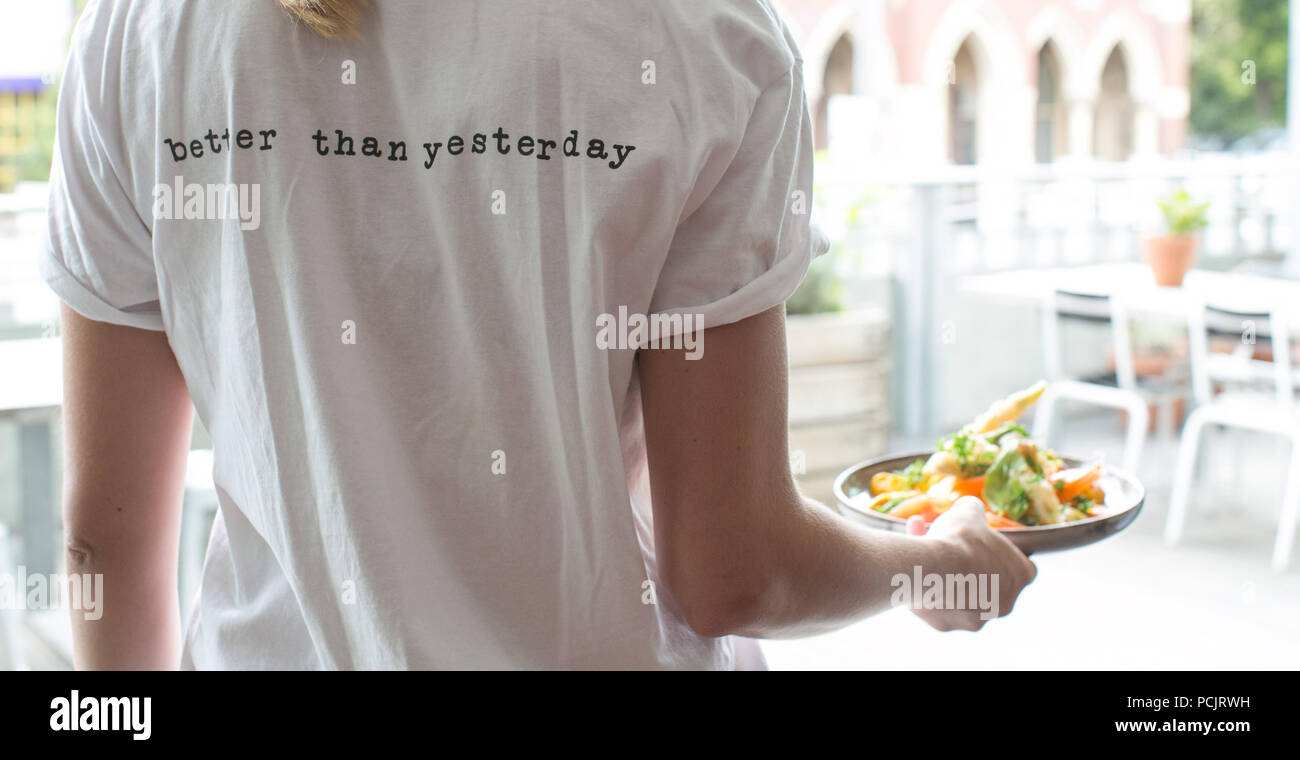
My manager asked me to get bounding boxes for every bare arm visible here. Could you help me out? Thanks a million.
[638,305,1035,638]
[59,303,193,669]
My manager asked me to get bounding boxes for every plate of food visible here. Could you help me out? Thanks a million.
[834,381,1145,554]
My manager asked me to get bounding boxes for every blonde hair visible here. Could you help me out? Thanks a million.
[277,0,368,40]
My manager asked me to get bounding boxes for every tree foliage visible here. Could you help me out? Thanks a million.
[1190,0,1290,144]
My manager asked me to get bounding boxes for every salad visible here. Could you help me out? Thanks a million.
[867,381,1105,528]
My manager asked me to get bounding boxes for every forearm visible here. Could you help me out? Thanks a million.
[62,443,188,669]
[728,493,942,639]
[66,528,182,669]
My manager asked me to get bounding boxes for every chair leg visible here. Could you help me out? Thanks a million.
[1165,410,1206,546]
[1232,426,1248,505]
[1196,423,1215,512]
[1120,396,1149,475]
[1271,439,1300,572]
[1157,397,1176,441]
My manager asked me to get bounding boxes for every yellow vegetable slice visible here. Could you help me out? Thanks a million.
[969,380,1048,434]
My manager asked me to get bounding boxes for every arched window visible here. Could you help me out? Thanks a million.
[1093,46,1135,161]
[816,34,854,150]
[1035,42,1068,163]
[948,37,979,165]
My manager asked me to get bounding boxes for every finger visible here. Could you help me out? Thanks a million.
[951,495,985,521]
[905,515,927,536]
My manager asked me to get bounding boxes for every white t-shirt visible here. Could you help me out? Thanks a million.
[42,0,828,669]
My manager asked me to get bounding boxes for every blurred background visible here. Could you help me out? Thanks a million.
[1,0,1298,670]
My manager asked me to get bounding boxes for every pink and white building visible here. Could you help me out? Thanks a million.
[772,0,1191,168]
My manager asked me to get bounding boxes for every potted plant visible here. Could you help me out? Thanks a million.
[1143,187,1209,287]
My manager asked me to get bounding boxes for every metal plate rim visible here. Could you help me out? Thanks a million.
[833,450,1146,552]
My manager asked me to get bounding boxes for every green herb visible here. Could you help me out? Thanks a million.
[876,496,910,514]
[942,431,975,465]
[937,430,997,477]
[901,458,926,488]
[985,423,1029,444]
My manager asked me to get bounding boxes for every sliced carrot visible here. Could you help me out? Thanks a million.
[952,476,986,499]
[1054,464,1102,503]
[911,496,960,524]
[890,495,935,519]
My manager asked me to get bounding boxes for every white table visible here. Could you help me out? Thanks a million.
[961,262,1300,329]
[0,337,62,578]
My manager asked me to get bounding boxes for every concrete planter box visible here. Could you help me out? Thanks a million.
[786,308,891,504]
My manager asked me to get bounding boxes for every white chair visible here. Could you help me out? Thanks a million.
[0,523,28,670]
[1164,303,1300,571]
[1033,289,1162,474]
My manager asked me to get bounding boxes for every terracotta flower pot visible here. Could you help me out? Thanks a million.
[1142,234,1198,287]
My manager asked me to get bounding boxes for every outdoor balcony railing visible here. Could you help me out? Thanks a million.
[811,154,1298,434]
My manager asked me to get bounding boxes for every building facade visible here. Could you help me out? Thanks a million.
[773,0,1191,168]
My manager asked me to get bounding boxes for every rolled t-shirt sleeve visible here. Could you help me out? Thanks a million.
[40,5,163,332]
[650,58,830,331]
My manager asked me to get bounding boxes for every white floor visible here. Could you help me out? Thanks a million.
[763,411,1300,670]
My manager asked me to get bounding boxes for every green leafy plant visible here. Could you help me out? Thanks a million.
[786,253,844,315]
[1156,188,1210,236]
[786,150,882,315]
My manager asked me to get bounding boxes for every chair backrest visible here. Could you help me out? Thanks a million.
[1042,289,1137,390]
[1187,301,1294,410]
